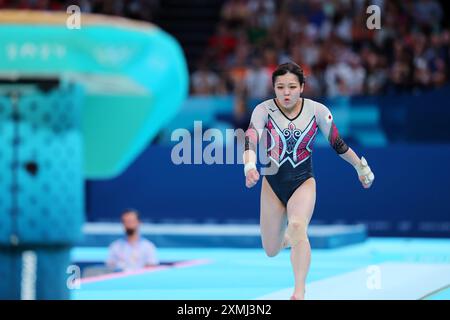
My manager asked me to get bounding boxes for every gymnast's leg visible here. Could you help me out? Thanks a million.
[260,177,288,257]
[286,177,316,300]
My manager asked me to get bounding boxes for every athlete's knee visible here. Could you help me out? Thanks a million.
[263,243,281,257]
[286,219,309,248]
[265,249,280,258]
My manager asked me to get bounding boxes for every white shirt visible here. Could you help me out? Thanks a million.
[107,237,159,271]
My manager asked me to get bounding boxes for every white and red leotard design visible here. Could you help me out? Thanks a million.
[245,98,349,205]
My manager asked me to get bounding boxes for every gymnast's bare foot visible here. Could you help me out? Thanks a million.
[290,288,305,300]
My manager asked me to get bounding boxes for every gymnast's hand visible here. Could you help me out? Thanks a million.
[359,174,374,189]
[355,157,374,189]
[245,169,260,188]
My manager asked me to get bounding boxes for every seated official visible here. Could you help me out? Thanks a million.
[106,209,159,272]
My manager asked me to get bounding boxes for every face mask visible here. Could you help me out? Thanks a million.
[125,228,137,236]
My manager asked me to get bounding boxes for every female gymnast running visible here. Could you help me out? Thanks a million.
[243,62,375,300]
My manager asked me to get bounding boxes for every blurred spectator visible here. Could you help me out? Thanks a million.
[247,0,276,30]
[232,90,251,130]
[246,13,269,47]
[347,54,366,95]
[412,0,443,31]
[191,61,222,95]
[124,0,160,21]
[302,65,323,97]
[106,209,159,272]
[193,0,449,97]
[244,55,272,100]
[63,0,91,12]
[221,0,251,31]
[228,41,251,93]
[361,46,388,94]
[3,0,449,97]
[207,23,238,65]
[325,53,365,96]
[262,46,279,74]
[386,60,413,93]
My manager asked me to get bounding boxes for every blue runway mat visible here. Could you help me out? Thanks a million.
[70,238,450,300]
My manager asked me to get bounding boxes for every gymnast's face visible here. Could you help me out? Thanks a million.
[274,72,304,109]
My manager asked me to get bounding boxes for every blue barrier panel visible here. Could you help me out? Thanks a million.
[86,144,450,237]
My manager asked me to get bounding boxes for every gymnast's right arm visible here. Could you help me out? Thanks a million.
[243,105,267,188]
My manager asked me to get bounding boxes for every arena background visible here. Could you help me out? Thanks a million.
[0,0,449,300]
[87,0,450,238]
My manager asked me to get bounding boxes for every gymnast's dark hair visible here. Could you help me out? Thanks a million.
[272,62,305,86]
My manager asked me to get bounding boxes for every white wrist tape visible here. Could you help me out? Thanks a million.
[354,157,375,184]
[244,162,257,176]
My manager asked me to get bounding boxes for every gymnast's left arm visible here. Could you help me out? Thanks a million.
[315,102,375,189]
